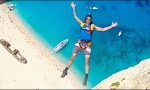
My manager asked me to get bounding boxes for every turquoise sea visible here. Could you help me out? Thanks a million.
[7,0,150,88]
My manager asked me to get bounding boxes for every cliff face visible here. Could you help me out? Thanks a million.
[93,58,150,89]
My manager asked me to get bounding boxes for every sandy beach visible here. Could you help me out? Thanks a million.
[0,3,83,89]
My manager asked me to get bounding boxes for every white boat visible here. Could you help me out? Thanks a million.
[118,31,122,36]
[8,4,16,11]
[90,6,98,10]
[8,4,15,8]
[53,39,68,53]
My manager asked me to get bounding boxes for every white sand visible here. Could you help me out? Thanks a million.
[0,3,83,89]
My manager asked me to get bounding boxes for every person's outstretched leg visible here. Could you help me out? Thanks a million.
[66,53,77,68]
[61,53,77,78]
[83,47,91,86]
[83,55,90,86]
[61,46,80,78]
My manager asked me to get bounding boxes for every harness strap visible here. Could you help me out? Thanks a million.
[78,39,92,49]
[81,39,91,43]
[80,23,95,30]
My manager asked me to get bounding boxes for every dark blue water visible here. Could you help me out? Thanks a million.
[7,0,150,88]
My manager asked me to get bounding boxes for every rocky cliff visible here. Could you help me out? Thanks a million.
[93,58,150,89]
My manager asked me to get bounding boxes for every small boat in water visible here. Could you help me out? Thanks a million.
[90,6,98,10]
[8,4,16,11]
[118,31,122,36]
[53,39,68,53]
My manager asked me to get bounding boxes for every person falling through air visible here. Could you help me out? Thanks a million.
[61,2,118,86]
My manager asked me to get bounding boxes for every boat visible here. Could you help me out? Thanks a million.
[8,4,16,11]
[53,39,68,53]
[118,31,122,36]
[90,6,98,10]
[0,39,27,64]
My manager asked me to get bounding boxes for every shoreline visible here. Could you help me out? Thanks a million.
[0,3,83,89]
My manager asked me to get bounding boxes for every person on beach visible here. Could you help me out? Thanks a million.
[61,2,118,86]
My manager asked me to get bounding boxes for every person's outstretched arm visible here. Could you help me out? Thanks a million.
[70,2,83,24]
[94,21,118,31]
